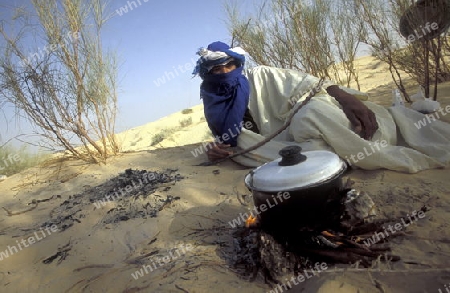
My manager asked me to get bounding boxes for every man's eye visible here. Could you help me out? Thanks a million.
[211,66,224,72]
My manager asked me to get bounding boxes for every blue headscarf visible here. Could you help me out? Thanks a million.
[193,41,246,78]
[194,42,249,147]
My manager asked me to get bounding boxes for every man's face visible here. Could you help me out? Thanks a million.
[210,62,237,75]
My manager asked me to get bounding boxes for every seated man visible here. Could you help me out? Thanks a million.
[192,41,450,173]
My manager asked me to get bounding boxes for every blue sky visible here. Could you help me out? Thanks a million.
[106,0,239,132]
[0,0,254,147]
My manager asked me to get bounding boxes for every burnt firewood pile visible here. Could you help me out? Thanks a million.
[40,168,183,231]
[230,180,429,284]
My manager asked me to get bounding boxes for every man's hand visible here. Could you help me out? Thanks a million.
[206,143,233,161]
[326,85,379,140]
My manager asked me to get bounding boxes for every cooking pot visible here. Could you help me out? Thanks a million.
[244,145,347,231]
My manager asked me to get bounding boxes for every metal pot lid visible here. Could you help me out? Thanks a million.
[247,146,346,192]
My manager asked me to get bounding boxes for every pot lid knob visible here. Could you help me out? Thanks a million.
[278,145,307,166]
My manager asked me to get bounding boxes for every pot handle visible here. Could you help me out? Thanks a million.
[278,145,307,166]
[244,170,255,191]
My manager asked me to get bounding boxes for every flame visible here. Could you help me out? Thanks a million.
[245,215,258,228]
[321,230,335,237]
[321,230,343,246]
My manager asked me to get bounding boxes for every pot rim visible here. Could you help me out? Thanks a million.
[247,150,347,192]
[245,163,347,193]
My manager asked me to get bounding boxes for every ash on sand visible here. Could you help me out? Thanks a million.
[41,168,183,231]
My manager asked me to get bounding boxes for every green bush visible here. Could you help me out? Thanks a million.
[179,117,193,127]
[181,108,193,114]
[0,145,49,176]
[150,128,177,146]
[151,133,166,146]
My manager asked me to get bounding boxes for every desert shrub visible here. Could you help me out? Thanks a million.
[179,117,193,127]
[150,128,177,146]
[226,0,450,101]
[0,145,49,176]
[352,0,449,100]
[181,108,193,114]
[0,0,120,163]
[151,133,166,146]
[226,0,365,89]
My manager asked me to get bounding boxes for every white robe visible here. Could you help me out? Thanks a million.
[233,66,450,173]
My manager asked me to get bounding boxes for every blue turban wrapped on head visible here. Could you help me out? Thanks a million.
[192,41,250,147]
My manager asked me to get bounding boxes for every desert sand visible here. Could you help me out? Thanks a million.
[1,56,450,293]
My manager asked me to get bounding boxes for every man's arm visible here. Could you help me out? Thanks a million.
[326,85,379,140]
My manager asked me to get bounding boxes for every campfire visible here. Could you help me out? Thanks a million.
[231,179,429,285]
